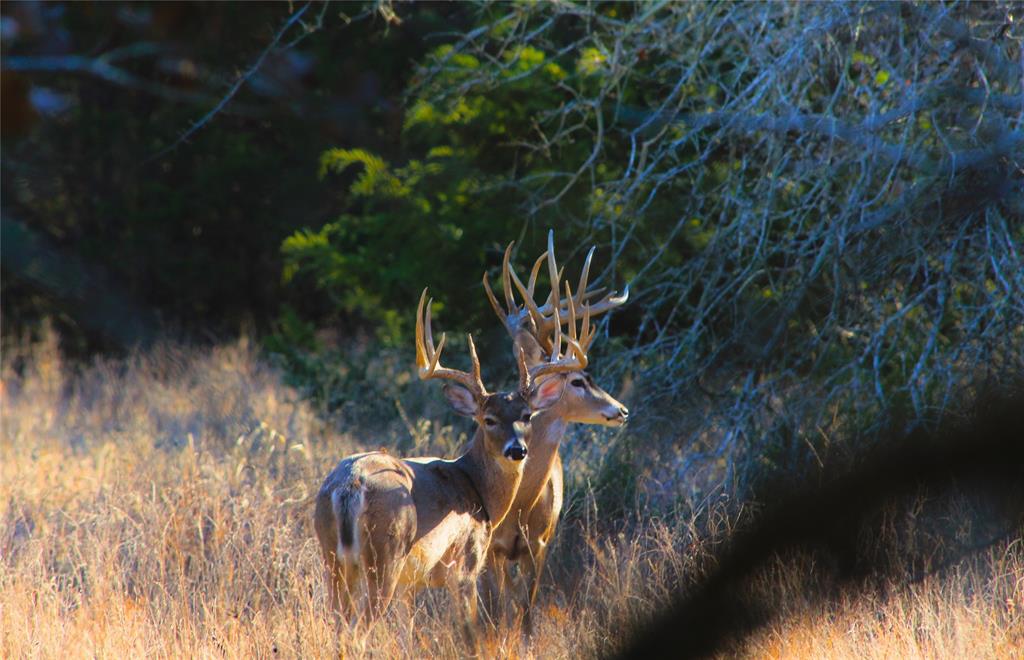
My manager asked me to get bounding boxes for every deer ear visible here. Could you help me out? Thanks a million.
[443,384,479,417]
[529,375,567,411]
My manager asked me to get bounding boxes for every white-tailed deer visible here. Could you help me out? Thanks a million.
[312,289,579,635]
[480,230,629,629]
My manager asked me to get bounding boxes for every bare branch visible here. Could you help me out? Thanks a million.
[144,3,313,162]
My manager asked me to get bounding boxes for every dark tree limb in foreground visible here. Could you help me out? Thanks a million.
[615,386,1024,659]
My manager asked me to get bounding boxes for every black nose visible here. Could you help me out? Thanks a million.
[504,445,528,461]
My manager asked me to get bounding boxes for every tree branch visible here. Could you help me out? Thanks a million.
[144,2,312,162]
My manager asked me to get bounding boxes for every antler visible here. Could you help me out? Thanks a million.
[527,281,591,381]
[516,347,531,396]
[482,229,629,357]
[415,289,488,400]
[530,229,629,322]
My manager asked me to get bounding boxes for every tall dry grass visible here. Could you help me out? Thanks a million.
[2,329,1021,658]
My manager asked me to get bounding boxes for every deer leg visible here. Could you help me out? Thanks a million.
[324,563,340,614]
[364,562,401,624]
[322,553,357,618]
[520,540,550,635]
[338,562,361,624]
[505,556,527,628]
[479,550,508,627]
[453,577,481,647]
[358,525,407,625]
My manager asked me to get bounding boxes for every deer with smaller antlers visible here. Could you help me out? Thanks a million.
[480,230,630,630]
[313,289,581,635]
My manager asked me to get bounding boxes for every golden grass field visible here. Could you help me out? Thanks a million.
[2,330,1022,658]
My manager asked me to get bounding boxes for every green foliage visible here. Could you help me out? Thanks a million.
[279,40,608,346]
[318,149,412,198]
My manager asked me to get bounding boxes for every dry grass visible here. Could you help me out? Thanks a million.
[595,520,1024,659]
[739,552,1024,659]
[2,329,1021,658]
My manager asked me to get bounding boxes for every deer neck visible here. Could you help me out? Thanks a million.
[456,430,524,529]
[513,409,567,513]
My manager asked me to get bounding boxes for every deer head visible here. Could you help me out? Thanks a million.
[415,289,569,460]
[482,231,630,427]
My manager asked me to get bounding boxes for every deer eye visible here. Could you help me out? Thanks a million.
[571,378,586,388]
[520,413,531,423]
[484,417,498,427]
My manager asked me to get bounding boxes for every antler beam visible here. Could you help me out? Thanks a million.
[415,288,489,399]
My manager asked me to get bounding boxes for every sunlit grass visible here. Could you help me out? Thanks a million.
[742,559,1024,659]
[1,328,1020,658]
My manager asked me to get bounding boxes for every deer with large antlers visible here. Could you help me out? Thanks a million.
[313,289,574,634]
[480,230,630,629]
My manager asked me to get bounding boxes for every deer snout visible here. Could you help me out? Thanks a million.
[504,438,528,461]
[603,403,629,425]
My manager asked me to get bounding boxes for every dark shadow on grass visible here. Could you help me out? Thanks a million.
[614,383,1024,659]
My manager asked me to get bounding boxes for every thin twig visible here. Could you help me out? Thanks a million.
[144,3,313,163]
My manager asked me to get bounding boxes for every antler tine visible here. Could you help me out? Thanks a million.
[580,300,596,353]
[555,282,629,315]
[546,230,564,359]
[509,261,551,349]
[527,251,547,300]
[466,334,484,391]
[549,279,563,361]
[567,334,588,369]
[542,284,629,325]
[576,246,595,306]
[535,264,564,330]
[424,295,436,355]
[484,239,546,346]
[482,270,513,334]
[501,241,516,318]
[415,289,431,368]
[564,280,578,345]
[517,346,531,395]
[580,286,609,302]
[415,288,488,398]
[546,229,559,310]
[583,283,630,316]
[528,335,588,382]
[564,280,598,361]
[421,292,447,376]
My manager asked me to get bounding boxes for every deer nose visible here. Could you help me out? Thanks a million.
[605,404,629,423]
[504,440,528,461]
